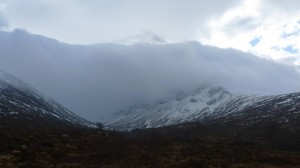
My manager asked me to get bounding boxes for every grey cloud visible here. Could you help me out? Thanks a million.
[0,30,300,122]
[223,16,261,36]
[0,11,8,30]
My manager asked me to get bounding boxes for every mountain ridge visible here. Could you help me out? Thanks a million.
[106,86,300,131]
[0,69,94,127]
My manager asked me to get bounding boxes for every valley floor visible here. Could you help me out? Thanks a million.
[0,123,300,168]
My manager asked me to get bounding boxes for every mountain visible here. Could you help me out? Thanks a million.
[213,91,300,125]
[0,69,94,127]
[113,30,165,45]
[106,86,300,130]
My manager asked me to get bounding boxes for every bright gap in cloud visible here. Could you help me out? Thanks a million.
[199,0,300,69]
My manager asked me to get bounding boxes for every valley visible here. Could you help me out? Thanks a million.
[1,118,300,168]
[1,1,300,167]
[1,69,300,167]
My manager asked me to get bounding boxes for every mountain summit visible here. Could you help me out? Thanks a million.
[114,30,165,45]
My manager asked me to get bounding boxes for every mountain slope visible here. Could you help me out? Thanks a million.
[0,69,94,127]
[106,86,300,130]
[215,92,300,124]
[105,86,241,130]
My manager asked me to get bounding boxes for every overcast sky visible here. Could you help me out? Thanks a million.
[0,0,300,67]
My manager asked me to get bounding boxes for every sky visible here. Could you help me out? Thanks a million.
[0,0,299,67]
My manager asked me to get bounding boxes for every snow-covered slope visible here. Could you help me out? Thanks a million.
[105,86,241,130]
[106,86,300,131]
[114,30,165,45]
[217,92,300,124]
[0,69,94,127]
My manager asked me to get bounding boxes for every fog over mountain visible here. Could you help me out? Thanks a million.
[2,0,300,67]
[1,29,300,121]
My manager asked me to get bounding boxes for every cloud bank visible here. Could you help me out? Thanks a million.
[1,0,299,68]
[0,30,300,122]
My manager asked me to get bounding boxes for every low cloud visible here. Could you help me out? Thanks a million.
[0,30,300,122]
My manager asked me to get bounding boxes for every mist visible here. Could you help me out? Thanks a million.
[1,29,300,121]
